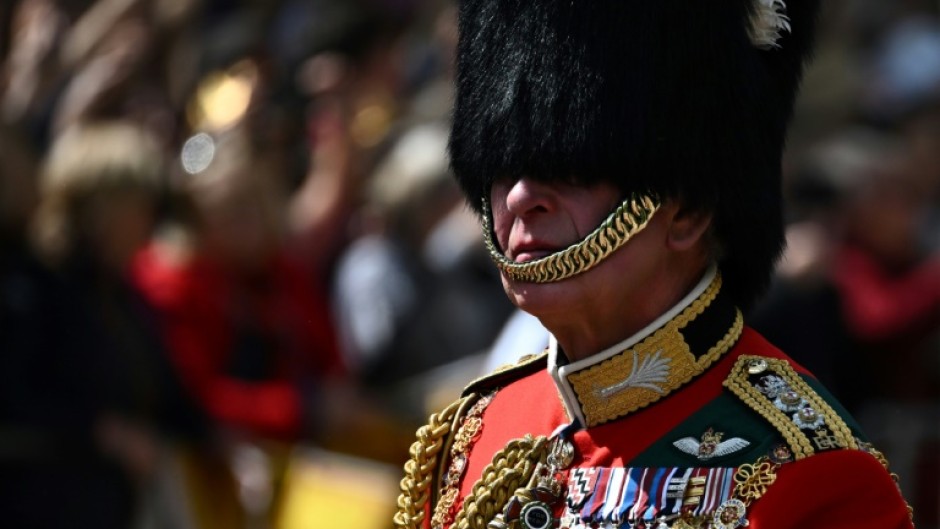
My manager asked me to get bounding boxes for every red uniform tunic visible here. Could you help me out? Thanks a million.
[400,270,914,529]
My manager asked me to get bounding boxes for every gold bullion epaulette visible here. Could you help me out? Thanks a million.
[722,355,859,461]
[461,351,548,397]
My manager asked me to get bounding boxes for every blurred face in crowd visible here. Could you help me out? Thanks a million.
[846,168,932,269]
[79,188,155,273]
[489,177,712,358]
[196,174,281,274]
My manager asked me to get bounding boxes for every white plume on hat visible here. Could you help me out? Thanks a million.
[749,0,791,49]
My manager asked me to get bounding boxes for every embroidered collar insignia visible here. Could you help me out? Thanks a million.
[597,349,670,398]
[552,271,744,427]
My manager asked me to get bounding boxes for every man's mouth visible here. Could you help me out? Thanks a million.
[510,242,559,263]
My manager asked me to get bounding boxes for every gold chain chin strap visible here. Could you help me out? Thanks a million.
[452,435,550,529]
[394,397,469,529]
[481,193,660,283]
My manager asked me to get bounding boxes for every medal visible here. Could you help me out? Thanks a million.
[489,427,576,529]
[713,499,749,529]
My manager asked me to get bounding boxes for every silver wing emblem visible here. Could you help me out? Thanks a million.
[673,437,704,456]
[673,429,751,460]
[711,437,751,458]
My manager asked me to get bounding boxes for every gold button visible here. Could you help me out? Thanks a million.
[747,359,768,375]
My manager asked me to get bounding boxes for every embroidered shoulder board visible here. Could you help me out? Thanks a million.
[462,351,548,397]
[722,355,859,460]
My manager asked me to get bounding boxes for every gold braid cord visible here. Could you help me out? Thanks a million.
[395,399,551,529]
[394,397,470,529]
[723,355,858,460]
[451,435,550,529]
[481,193,660,283]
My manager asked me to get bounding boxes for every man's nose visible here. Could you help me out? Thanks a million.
[505,177,556,217]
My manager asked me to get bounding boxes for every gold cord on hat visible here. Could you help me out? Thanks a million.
[481,193,661,283]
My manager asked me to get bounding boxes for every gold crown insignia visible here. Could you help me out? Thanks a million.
[702,428,724,445]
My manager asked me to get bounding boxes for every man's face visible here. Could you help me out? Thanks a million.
[488,177,685,353]
[490,177,622,266]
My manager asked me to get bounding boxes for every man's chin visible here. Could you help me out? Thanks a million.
[502,275,571,315]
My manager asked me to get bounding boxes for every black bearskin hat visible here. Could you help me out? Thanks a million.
[449,0,821,310]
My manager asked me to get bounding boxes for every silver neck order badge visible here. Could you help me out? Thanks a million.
[481,192,661,283]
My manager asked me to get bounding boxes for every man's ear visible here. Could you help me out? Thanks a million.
[666,204,713,252]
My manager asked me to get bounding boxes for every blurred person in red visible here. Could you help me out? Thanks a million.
[754,127,938,403]
[831,142,939,387]
[132,140,357,524]
[838,16,940,370]
[133,145,345,443]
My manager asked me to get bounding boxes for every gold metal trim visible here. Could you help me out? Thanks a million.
[431,392,497,529]
[481,193,661,283]
[732,456,779,504]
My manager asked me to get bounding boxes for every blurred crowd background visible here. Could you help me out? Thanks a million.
[0,0,936,528]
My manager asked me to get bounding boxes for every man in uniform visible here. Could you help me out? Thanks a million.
[394,1,915,528]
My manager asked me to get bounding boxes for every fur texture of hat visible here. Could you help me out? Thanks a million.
[449,0,820,309]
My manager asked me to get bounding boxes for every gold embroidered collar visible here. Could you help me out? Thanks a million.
[548,266,743,428]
